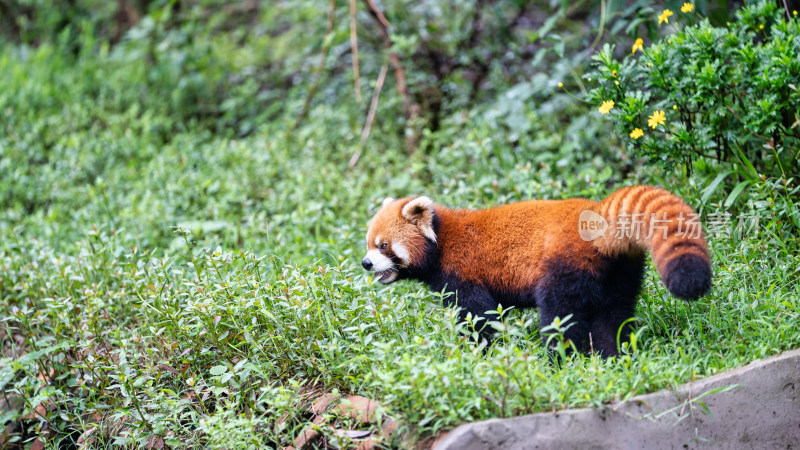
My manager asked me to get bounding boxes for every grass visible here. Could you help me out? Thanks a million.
[2,30,800,449]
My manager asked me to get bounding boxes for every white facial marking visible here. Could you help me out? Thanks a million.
[365,249,393,272]
[375,235,381,247]
[392,241,410,265]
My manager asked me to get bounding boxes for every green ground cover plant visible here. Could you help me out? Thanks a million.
[1,0,798,448]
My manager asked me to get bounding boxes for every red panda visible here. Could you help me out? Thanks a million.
[362,185,712,356]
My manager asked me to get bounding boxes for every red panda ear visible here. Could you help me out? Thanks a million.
[382,197,395,208]
[401,196,436,242]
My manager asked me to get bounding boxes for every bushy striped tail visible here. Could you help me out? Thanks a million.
[593,185,712,300]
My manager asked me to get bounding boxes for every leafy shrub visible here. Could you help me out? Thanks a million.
[586,1,800,181]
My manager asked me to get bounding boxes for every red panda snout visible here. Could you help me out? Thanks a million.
[363,246,398,284]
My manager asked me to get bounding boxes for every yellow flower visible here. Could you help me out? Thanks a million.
[598,100,615,115]
[658,9,673,25]
[632,38,644,54]
[615,81,620,85]
[794,10,797,16]
[648,110,666,128]
[681,3,693,13]
[759,24,764,30]
[630,128,644,139]
[673,105,678,110]
[612,70,617,77]
[558,82,564,88]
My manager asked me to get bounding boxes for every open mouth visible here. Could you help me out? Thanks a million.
[374,269,397,284]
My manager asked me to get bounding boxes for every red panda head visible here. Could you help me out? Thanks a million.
[362,196,437,284]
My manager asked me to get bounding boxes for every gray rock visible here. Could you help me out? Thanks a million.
[435,349,800,449]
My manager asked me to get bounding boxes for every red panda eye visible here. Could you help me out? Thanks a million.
[380,243,388,251]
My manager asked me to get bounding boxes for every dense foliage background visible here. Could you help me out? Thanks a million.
[1,0,798,448]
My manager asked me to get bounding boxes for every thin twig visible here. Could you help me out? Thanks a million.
[590,0,606,49]
[362,0,411,115]
[349,65,388,167]
[290,0,337,134]
[350,0,362,103]
[363,0,390,28]
[780,0,791,19]
[362,0,421,152]
[360,65,388,146]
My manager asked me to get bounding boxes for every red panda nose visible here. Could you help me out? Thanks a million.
[362,258,373,270]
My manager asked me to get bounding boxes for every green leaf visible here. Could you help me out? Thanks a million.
[724,181,751,208]
[233,358,248,373]
[209,365,228,376]
[701,171,733,203]
[14,342,71,366]
[132,376,148,388]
